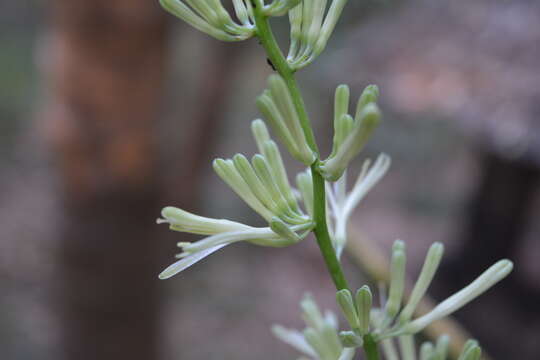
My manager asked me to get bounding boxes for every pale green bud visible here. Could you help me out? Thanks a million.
[257,83,315,165]
[332,84,351,157]
[251,119,271,152]
[339,331,363,348]
[399,242,445,323]
[397,335,416,360]
[232,154,282,218]
[296,170,314,217]
[336,289,360,329]
[320,103,381,181]
[312,0,348,60]
[251,119,303,216]
[458,340,480,360]
[385,240,406,321]
[420,342,435,360]
[354,84,380,121]
[433,335,450,360]
[213,158,274,221]
[354,285,372,335]
[252,155,303,223]
[381,338,400,360]
[458,342,481,360]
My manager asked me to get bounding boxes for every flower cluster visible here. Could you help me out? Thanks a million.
[273,294,356,360]
[287,0,349,69]
[159,0,257,41]
[319,84,381,181]
[157,119,314,279]
[274,241,512,359]
[257,74,316,165]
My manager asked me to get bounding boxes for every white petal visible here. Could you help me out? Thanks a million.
[158,243,228,279]
[272,325,317,358]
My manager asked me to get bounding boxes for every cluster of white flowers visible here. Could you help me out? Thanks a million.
[157,119,315,279]
[273,294,357,360]
[273,242,512,360]
[287,0,349,69]
[160,0,349,67]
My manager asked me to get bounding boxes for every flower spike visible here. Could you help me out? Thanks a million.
[159,0,255,42]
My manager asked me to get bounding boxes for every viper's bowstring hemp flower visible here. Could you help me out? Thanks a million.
[272,294,356,360]
[257,74,316,165]
[159,0,256,41]
[287,0,349,70]
[319,84,381,181]
[157,119,314,279]
[326,153,391,258]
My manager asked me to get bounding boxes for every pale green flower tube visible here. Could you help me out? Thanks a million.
[403,260,513,334]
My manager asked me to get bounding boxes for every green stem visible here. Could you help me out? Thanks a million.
[253,6,318,154]
[311,163,350,291]
[363,334,381,360]
[253,6,380,360]
[253,5,349,292]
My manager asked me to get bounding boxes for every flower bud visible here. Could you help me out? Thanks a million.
[336,289,360,329]
[355,285,372,335]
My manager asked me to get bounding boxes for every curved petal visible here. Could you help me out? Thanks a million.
[158,243,229,279]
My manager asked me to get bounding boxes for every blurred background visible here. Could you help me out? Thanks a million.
[1,0,539,359]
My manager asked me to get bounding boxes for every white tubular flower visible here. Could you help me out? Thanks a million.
[159,0,255,42]
[325,154,390,257]
[287,0,349,70]
[320,84,381,181]
[257,75,316,165]
[273,294,355,360]
[157,207,313,279]
[402,259,513,334]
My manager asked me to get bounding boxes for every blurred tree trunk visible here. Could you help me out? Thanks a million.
[41,1,243,358]
[44,1,169,359]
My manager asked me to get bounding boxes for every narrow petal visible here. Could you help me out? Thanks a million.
[272,325,317,358]
[158,243,228,279]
